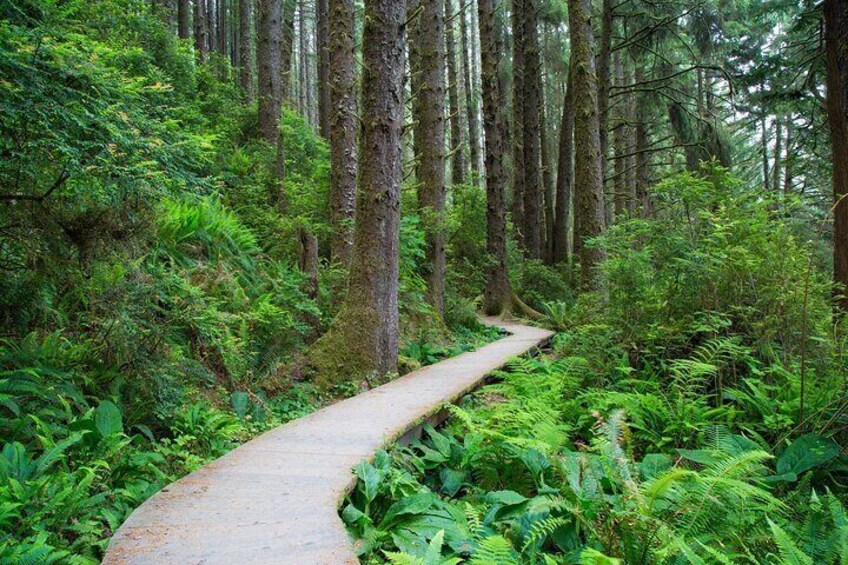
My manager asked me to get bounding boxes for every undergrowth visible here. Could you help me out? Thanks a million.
[345,168,848,564]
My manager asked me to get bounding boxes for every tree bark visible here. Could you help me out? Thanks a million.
[553,70,573,264]
[761,111,770,191]
[328,0,357,264]
[634,65,650,217]
[298,1,309,119]
[510,0,525,245]
[178,0,190,39]
[541,76,554,263]
[460,2,481,184]
[311,0,407,382]
[316,0,331,139]
[446,0,465,185]
[772,114,782,193]
[207,0,218,57]
[521,0,542,258]
[280,0,296,103]
[194,0,209,60]
[825,0,848,314]
[238,0,254,101]
[598,0,612,217]
[569,0,606,291]
[257,0,282,144]
[626,61,637,215]
[217,0,228,55]
[613,49,627,217]
[410,0,447,315]
[783,117,794,198]
[479,0,513,314]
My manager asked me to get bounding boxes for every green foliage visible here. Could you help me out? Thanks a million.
[347,169,848,564]
[347,353,848,564]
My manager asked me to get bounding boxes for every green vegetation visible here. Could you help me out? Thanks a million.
[0,2,501,560]
[2,0,847,562]
[345,170,848,564]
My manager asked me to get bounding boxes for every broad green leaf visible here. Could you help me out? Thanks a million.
[439,468,465,497]
[677,449,718,466]
[381,493,437,528]
[485,490,528,506]
[95,400,123,437]
[776,434,840,478]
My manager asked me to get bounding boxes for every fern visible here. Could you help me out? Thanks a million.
[521,516,569,552]
[768,519,814,565]
[470,535,518,565]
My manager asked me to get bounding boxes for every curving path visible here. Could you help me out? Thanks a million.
[103,318,552,565]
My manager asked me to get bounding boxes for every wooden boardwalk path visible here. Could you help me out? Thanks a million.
[103,318,552,564]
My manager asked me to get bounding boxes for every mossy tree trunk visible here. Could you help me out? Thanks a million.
[510,0,525,246]
[598,0,613,220]
[521,0,542,259]
[410,0,447,315]
[310,0,407,384]
[568,0,606,291]
[328,0,357,264]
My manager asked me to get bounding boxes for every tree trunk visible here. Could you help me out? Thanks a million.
[257,0,282,144]
[316,0,330,139]
[613,50,627,217]
[634,65,650,217]
[626,61,637,215]
[310,0,407,383]
[207,0,217,57]
[553,70,573,264]
[298,1,309,119]
[772,114,782,193]
[825,0,848,314]
[238,0,254,101]
[479,0,513,314]
[761,112,770,191]
[783,117,794,198]
[598,0,612,219]
[280,0,296,103]
[194,0,208,60]
[178,0,190,39]
[460,2,481,184]
[328,0,357,264]
[521,0,542,258]
[217,0,228,55]
[446,0,465,185]
[410,0,447,315]
[510,0,525,245]
[298,228,319,300]
[541,76,554,263]
[569,0,606,291]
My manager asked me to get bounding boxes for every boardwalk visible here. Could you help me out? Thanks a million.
[103,318,552,564]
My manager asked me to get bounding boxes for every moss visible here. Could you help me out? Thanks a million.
[306,300,382,389]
